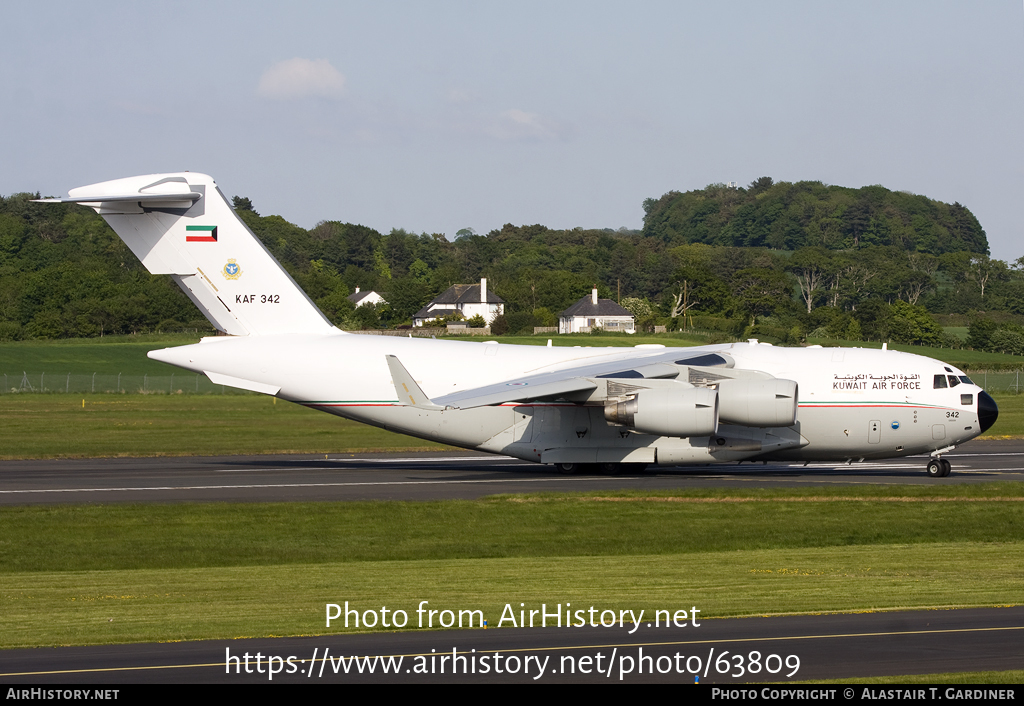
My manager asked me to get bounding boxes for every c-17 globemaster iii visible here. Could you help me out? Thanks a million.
[37,173,997,477]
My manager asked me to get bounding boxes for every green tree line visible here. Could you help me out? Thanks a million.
[643,177,988,254]
[0,179,1019,353]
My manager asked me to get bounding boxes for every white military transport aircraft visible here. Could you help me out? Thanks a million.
[37,173,998,477]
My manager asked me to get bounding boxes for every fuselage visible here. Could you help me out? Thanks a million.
[42,172,996,472]
[148,334,996,467]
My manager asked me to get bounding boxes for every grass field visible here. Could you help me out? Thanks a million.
[1,391,1021,459]
[5,484,1024,571]
[0,332,711,377]
[1,486,1022,648]
[0,334,202,376]
[984,392,1024,438]
[5,331,1024,378]
[944,326,970,341]
[4,544,1021,649]
[0,394,449,458]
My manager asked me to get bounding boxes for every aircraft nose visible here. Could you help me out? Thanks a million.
[978,390,998,434]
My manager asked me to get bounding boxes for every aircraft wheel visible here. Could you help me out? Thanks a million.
[940,459,952,477]
[926,459,943,478]
[556,462,578,475]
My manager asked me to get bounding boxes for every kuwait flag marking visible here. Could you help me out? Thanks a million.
[186,225,218,242]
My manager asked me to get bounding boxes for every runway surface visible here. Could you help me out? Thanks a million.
[1,438,1023,505]
[1,607,1021,683]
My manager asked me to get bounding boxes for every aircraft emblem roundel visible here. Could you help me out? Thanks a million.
[222,259,242,280]
[891,421,900,430]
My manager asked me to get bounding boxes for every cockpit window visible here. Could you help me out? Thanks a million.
[933,374,948,389]
[947,375,961,388]
[959,375,974,385]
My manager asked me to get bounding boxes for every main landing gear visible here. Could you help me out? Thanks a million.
[926,458,952,478]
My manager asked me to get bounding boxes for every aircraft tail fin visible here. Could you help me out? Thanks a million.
[35,173,335,337]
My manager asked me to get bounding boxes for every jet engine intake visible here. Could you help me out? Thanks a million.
[604,387,718,437]
[716,379,798,427]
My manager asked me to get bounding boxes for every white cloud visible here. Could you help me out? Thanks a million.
[258,58,346,100]
[485,109,570,142]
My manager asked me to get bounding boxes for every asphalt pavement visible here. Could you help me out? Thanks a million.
[1,439,1022,505]
[1,607,1021,683]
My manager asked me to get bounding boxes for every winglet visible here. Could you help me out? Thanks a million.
[386,355,443,410]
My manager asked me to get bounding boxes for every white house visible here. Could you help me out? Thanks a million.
[558,287,635,334]
[412,277,505,327]
[346,287,387,308]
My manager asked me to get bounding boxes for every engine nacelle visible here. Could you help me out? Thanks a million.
[716,378,798,427]
[604,387,718,437]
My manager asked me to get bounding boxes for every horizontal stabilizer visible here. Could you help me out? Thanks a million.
[35,192,202,204]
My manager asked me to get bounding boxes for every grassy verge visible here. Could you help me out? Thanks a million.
[3,543,1021,649]
[3,487,1024,571]
[1,486,1022,648]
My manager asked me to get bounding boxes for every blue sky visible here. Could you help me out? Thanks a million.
[3,1,1023,259]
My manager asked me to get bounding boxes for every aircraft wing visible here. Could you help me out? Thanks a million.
[432,349,734,409]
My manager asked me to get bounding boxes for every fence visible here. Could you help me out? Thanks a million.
[5,369,1024,395]
[1,372,250,395]
[348,327,498,337]
[967,370,1024,394]
[347,328,447,337]
[678,328,741,341]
